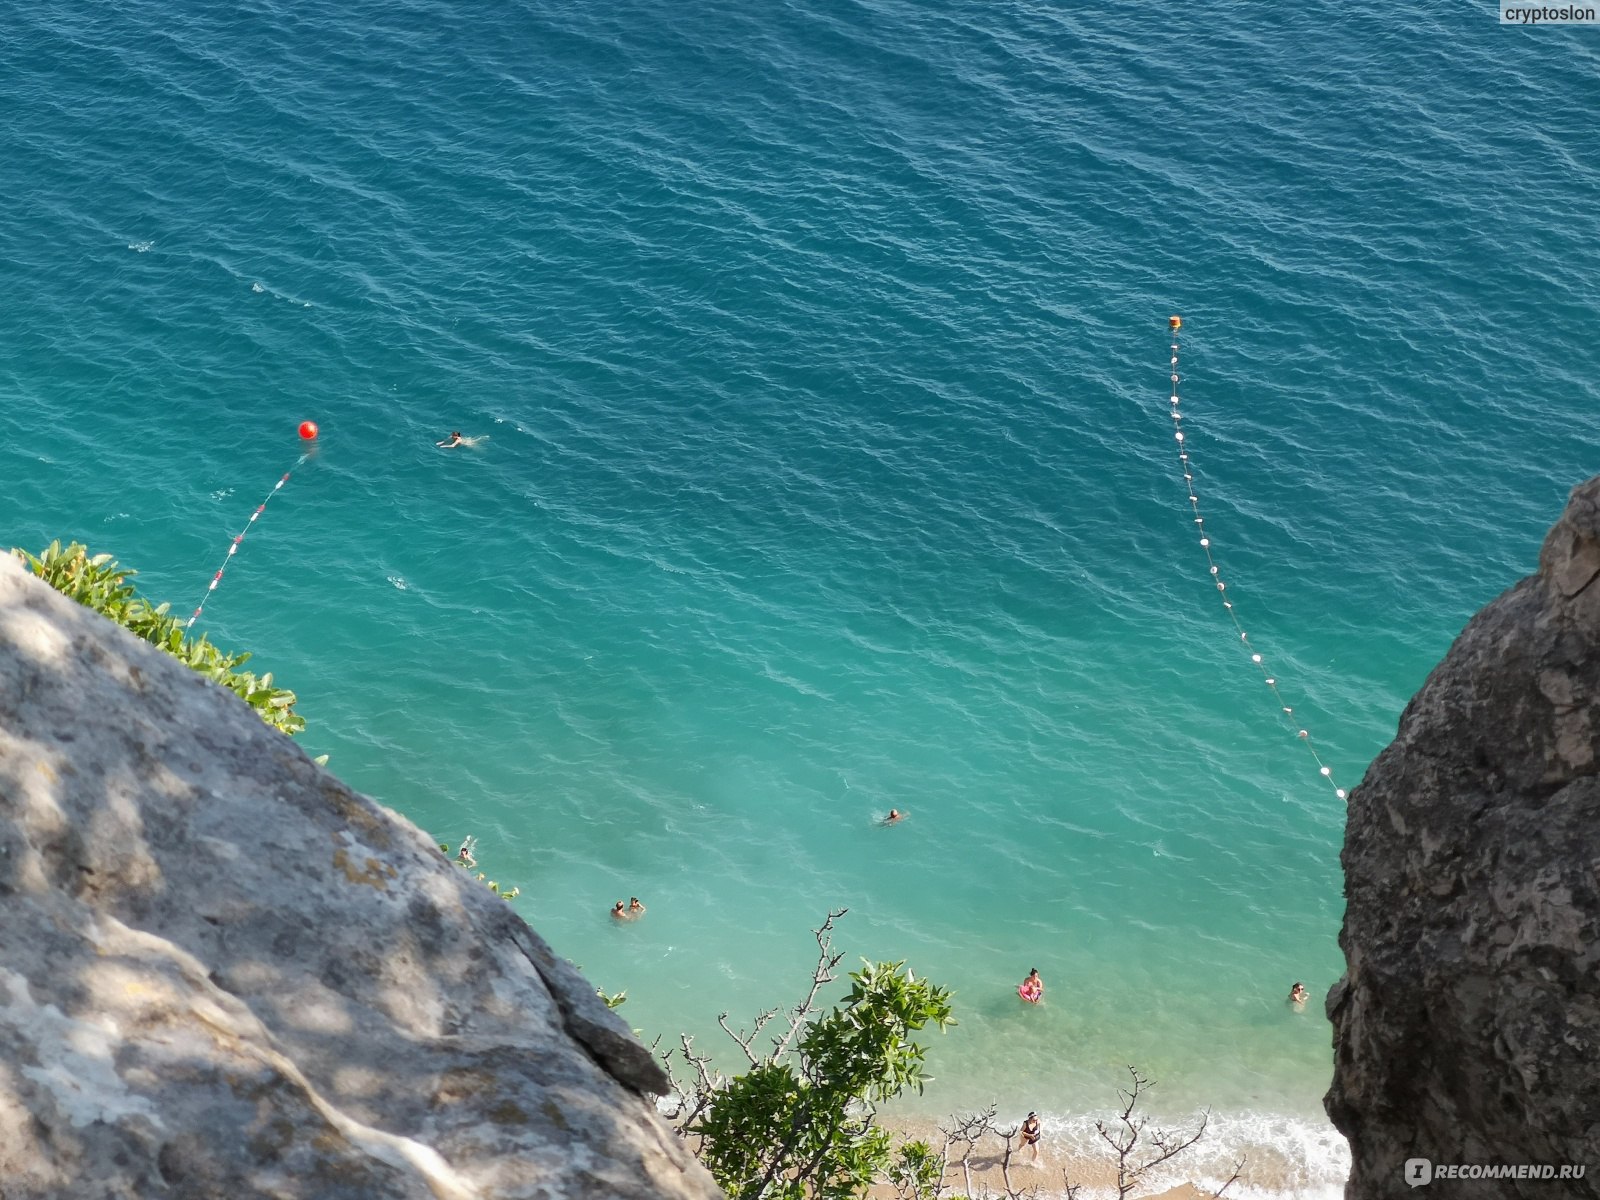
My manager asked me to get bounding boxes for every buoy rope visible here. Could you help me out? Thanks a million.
[1165,317,1347,802]
[186,452,310,630]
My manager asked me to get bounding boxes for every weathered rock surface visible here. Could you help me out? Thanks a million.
[1327,478,1600,1198]
[0,553,720,1199]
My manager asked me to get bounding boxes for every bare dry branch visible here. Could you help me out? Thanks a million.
[678,1033,717,1094]
[1211,1154,1246,1197]
[1145,1109,1208,1168]
[937,1105,997,1199]
[1089,1066,1217,1199]
[717,1008,779,1068]
[769,907,849,1061]
[997,1126,1018,1197]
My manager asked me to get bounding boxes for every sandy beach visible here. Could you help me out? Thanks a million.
[874,1112,1345,1200]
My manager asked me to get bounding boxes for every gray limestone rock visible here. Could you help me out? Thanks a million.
[1326,477,1600,1198]
[0,552,720,1200]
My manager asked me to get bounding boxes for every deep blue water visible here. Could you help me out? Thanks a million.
[3,1,1596,1192]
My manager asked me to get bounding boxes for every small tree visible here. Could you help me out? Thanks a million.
[663,910,955,1200]
[1089,1065,1235,1200]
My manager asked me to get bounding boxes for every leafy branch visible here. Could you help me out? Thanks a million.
[658,909,955,1200]
[13,541,303,736]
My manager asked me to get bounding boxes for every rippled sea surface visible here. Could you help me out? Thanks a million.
[3,1,1596,1193]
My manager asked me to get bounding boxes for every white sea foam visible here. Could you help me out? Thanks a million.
[979,1107,1350,1200]
[886,1104,1347,1199]
[246,279,313,307]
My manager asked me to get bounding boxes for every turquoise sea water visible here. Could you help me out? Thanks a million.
[4,1,1597,1193]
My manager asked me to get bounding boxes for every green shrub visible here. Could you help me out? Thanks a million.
[12,541,304,736]
[666,912,955,1200]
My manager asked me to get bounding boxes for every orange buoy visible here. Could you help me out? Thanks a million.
[298,420,319,440]
[1169,315,1182,330]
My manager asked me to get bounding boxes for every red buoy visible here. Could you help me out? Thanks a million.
[298,420,319,440]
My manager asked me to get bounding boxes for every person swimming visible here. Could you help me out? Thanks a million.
[883,808,905,825]
[628,897,646,916]
[610,900,627,920]
[1018,968,1044,1004]
[1288,981,1309,1007]
[437,431,489,448]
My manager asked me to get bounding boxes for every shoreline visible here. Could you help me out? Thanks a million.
[871,1110,1348,1200]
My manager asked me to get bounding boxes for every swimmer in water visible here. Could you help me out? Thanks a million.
[610,900,627,920]
[628,897,646,916]
[437,431,489,448]
[1288,981,1309,1008]
[883,809,905,825]
[1018,968,1043,1004]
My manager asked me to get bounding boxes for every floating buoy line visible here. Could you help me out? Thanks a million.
[185,422,319,630]
[1165,317,1347,802]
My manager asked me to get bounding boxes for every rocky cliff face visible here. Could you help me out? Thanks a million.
[0,553,720,1199]
[1327,478,1600,1198]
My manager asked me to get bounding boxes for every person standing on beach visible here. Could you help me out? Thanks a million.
[1020,1111,1042,1163]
